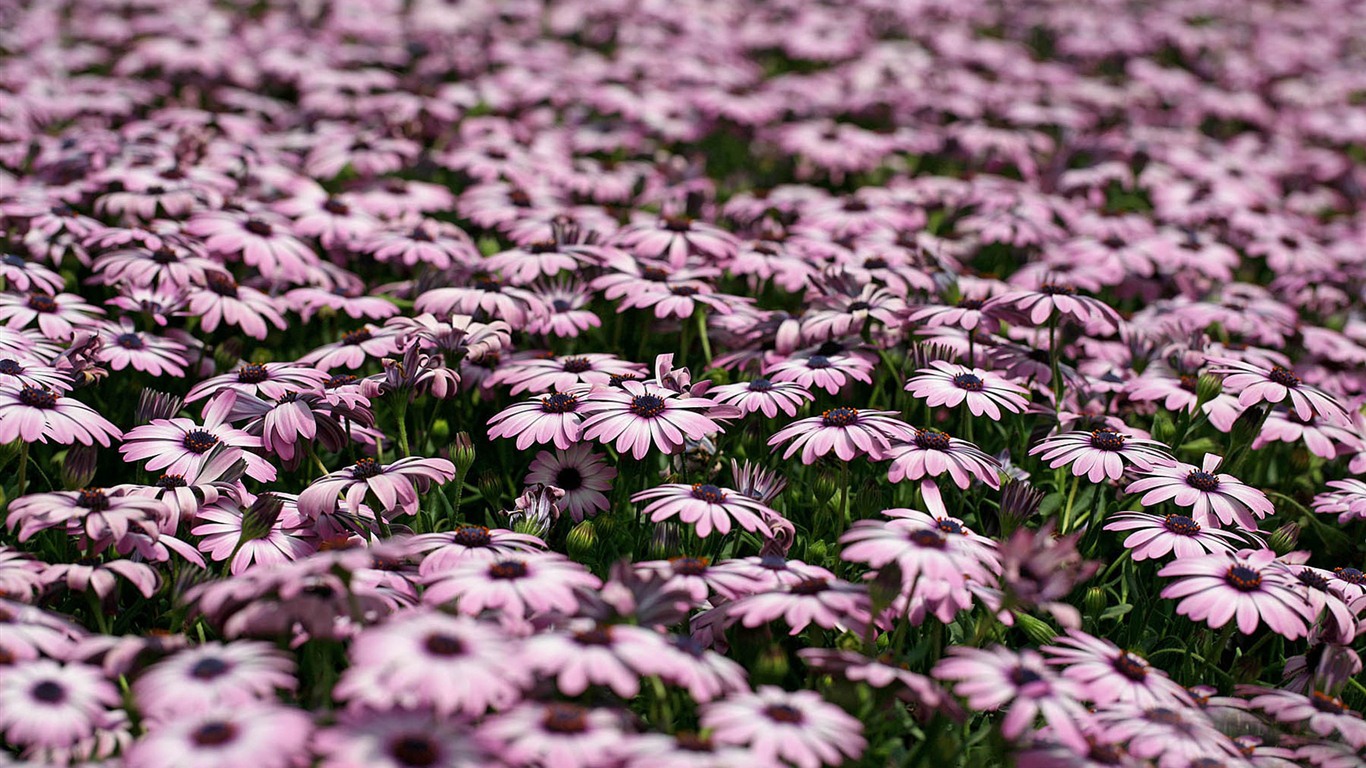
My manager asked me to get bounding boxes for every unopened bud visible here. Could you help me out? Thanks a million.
[812,471,838,507]
[566,520,598,560]
[135,389,183,425]
[0,439,22,472]
[450,432,475,475]
[1015,613,1059,645]
[476,470,504,511]
[754,644,790,682]
[1195,374,1223,407]
[62,444,98,490]
[1150,410,1176,445]
[869,561,904,616]
[1084,586,1107,619]
[213,339,244,372]
[647,522,681,560]
[239,494,283,545]
[1268,522,1301,556]
[1000,478,1044,529]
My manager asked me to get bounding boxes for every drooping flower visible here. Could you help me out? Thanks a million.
[1159,549,1314,639]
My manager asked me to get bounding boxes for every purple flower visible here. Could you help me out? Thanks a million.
[1210,357,1351,426]
[0,383,122,446]
[486,388,591,451]
[701,686,866,768]
[1239,685,1366,749]
[313,709,491,768]
[420,552,600,620]
[632,482,776,538]
[721,576,871,636]
[185,271,288,340]
[1124,453,1274,530]
[1043,630,1193,707]
[132,641,296,722]
[123,703,313,768]
[1103,511,1246,561]
[1159,549,1314,639]
[120,391,275,482]
[0,659,121,751]
[481,702,631,768]
[1030,427,1174,483]
[904,361,1030,420]
[934,646,1091,751]
[578,380,728,460]
[298,456,456,521]
[768,408,914,464]
[709,377,815,418]
[523,445,616,522]
[522,620,673,698]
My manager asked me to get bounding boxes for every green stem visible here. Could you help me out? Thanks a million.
[16,440,28,499]
[1048,313,1064,409]
[840,460,852,532]
[1060,472,1080,533]
[695,308,713,367]
[394,397,411,458]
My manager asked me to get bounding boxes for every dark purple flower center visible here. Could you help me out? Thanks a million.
[1298,569,1329,590]
[1010,666,1043,686]
[842,199,870,213]
[157,474,188,489]
[190,657,231,679]
[551,298,573,312]
[914,429,952,451]
[1268,365,1300,388]
[1113,651,1149,681]
[191,721,239,747]
[351,458,383,478]
[452,525,492,548]
[806,354,832,369]
[423,633,466,657]
[1334,567,1365,585]
[640,266,670,282]
[957,298,984,310]
[1163,514,1201,536]
[1225,565,1263,592]
[326,374,358,388]
[341,329,372,345]
[1310,691,1347,714]
[489,559,528,580]
[0,359,22,375]
[669,556,709,576]
[1142,707,1184,725]
[629,394,666,418]
[691,484,726,503]
[541,704,589,734]
[847,300,870,312]
[2,254,26,267]
[31,680,65,704]
[863,257,888,269]
[389,734,440,767]
[1179,374,1199,393]
[936,518,964,535]
[322,198,350,215]
[662,216,693,232]
[243,219,273,237]
[183,430,219,454]
[77,488,110,511]
[909,528,947,549]
[554,467,583,491]
[763,704,805,724]
[205,272,238,297]
[670,285,699,296]
[748,378,774,392]
[608,373,640,387]
[1089,429,1126,451]
[952,373,984,391]
[1186,470,1220,492]
[541,393,579,413]
[1041,283,1077,296]
[151,247,179,264]
[573,628,612,646]
[526,240,558,254]
[561,357,592,373]
[237,363,269,383]
[18,385,56,409]
[790,577,829,595]
[26,294,57,313]
[821,407,858,427]
[758,554,788,570]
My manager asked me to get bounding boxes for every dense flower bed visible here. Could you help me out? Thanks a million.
[1,0,1365,765]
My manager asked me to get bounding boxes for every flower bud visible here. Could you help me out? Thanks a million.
[62,444,98,490]
[431,418,451,445]
[476,470,504,511]
[1014,613,1059,645]
[135,389,184,425]
[869,562,904,616]
[0,439,23,472]
[450,432,475,475]
[1268,522,1301,556]
[646,522,681,560]
[1084,586,1107,619]
[212,339,244,372]
[566,520,597,561]
[239,494,283,545]
[754,644,790,682]
[1150,410,1176,445]
[1195,374,1223,407]
[812,471,839,507]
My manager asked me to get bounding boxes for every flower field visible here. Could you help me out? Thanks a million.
[2,0,1366,766]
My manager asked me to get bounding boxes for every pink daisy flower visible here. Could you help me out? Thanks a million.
[524,279,603,338]
[312,710,491,768]
[120,392,275,483]
[524,445,616,522]
[0,356,73,393]
[489,353,645,396]
[1102,511,1246,561]
[765,346,876,395]
[0,384,122,446]
[186,272,288,340]
[297,456,456,521]
[1043,630,1193,707]
[186,210,319,283]
[486,388,591,451]
[768,408,914,464]
[95,319,190,377]
[522,621,673,698]
[883,428,1002,514]
[361,217,479,271]
[1123,453,1274,530]
[123,703,313,768]
[132,642,296,721]
[334,610,526,716]
[722,576,872,636]
[481,702,631,768]
[5,486,162,546]
[1210,357,1352,426]
[578,380,728,460]
[0,659,121,751]
[1159,549,1314,639]
[709,378,815,418]
[1030,428,1174,483]
[0,252,65,295]
[613,215,740,269]
[904,361,1030,420]
[701,686,866,768]
[840,519,997,608]
[298,325,404,372]
[0,291,105,341]
[632,482,775,538]
[191,494,318,575]
[933,646,1090,751]
[984,282,1122,332]
[420,552,600,619]
[185,361,329,404]
[1240,686,1366,749]
[408,525,546,573]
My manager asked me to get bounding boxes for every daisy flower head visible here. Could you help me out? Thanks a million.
[613,214,740,268]
[120,391,274,482]
[1043,630,1193,707]
[1030,427,1174,483]
[410,525,547,575]
[524,444,616,522]
[578,379,728,460]
[0,290,105,341]
[481,702,631,768]
[486,387,591,451]
[333,610,526,716]
[768,408,914,464]
[312,709,491,768]
[1123,453,1274,531]
[1159,549,1314,639]
[0,384,122,446]
[95,318,190,377]
[185,361,330,404]
[521,621,673,698]
[421,551,600,620]
[905,361,1029,420]
[0,659,121,751]
[764,344,876,395]
[884,427,1001,502]
[984,281,1123,332]
[631,482,775,538]
[185,271,288,341]
[123,703,313,768]
[297,456,456,522]
[1240,685,1366,749]
[721,575,872,636]
[489,353,645,396]
[709,377,815,418]
[1210,357,1352,426]
[701,686,866,768]
[131,641,296,722]
[1091,701,1241,767]
[933,646,1091,751]
[1102,511,1246,561]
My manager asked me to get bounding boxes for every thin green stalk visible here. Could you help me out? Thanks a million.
[695,307,713,367]
[1060,472,1080,533]
[394,396,411,458]
[16,440,28,499]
